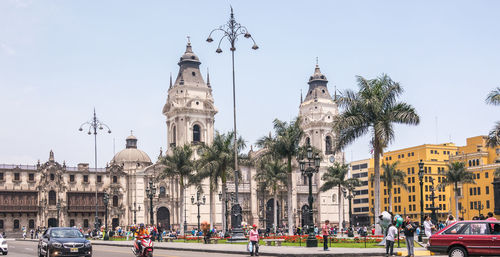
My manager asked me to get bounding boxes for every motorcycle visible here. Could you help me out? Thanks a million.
[132,235,154,257]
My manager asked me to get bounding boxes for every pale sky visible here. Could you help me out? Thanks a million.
[1,0,499,167]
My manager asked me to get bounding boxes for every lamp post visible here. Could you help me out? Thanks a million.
[298,147,321,247]
[145,180,156,226]
[219,190,235,235]
[476,203,485,217]
[459,206,466,220]
[418,160,425,242]
[345,190,355,237]
[79,109,111,233]
[207,7,258,240]
[191,191,206,231]
[132,202,140,225]
[56,200,61,227]
[103,192,109,240]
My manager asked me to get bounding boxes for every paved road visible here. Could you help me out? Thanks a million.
[7,240,251,257]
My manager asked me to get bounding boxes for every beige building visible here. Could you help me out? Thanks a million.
[0,41,348,234]
[349,159,370,226]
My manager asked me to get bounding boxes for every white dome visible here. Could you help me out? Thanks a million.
[112,148,151,164]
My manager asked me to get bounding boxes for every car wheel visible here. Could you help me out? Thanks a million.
[449,246,468,257]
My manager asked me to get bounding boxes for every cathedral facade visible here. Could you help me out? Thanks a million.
[0,42,348,234]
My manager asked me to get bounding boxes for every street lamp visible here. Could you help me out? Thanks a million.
[132,202,140,225]
[56,200,61,227]
[207,7,258,241]
[191,191,206,231]
[418,160,425,242]
[476,203,485,217]
[79,109,111,233]
[298,147,321,247]
[103,192,109,240]
[145,180,156,226]
[219,190,235,235]
[459,206,466,220]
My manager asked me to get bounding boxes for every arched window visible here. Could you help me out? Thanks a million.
[160,186,166,196]
[49,190,56,205]
[172,126,176,145]
[469,160,472,166]
[113,176,118,184]
[14,219,19,229]
[113,195,118,207]
[193,124,201,142]
[325,136,332,154]
[305,137,310,146]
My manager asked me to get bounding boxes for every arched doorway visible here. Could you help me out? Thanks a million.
[48,218,58,228]
[112,218,119,230]
[301,205,310,229]
[265,199,281,230]
[157,207,170,231]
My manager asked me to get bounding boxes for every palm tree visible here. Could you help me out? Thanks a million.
[256,117,303,235]
[486,87,500,147]
[160,144,196,235]
[332,74,420,231]
[197,131,245,232]
[370,162,408,213]
[254,155,287,233]
[439,161,475,219]
[320,162,360,228]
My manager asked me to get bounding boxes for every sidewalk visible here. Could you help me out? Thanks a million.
[17,238,431,256]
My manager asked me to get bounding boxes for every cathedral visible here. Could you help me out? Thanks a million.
[0,41,348,234]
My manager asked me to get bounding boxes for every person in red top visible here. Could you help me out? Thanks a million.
[322,220,330,251]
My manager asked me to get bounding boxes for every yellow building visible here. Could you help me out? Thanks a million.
[450,136,500,220]
[367,143,458,224]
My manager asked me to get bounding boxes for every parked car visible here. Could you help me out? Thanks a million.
[38,227,92,257]
[428,220,500,257]
[0,233,7,255]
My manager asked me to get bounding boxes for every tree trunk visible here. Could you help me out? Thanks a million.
[274,188,278,234]
[222,183,227,233]
[373,139,382,235]
[180,183,185,235]
[388,189,392,213]
[287,156,294,235]
[454,182,459,220]
[338,186,343,228]
[209,183,215,230]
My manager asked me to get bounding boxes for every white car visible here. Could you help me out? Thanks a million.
[0,234,7,255]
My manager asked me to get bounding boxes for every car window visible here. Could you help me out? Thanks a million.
[50,229,83,238]
[461,223,490,235]
[491,223,500,234]
[443,223,466,234]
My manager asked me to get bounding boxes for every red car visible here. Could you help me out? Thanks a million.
[428,220,500,257]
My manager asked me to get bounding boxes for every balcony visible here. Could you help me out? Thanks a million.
[297,185,318,194]
[67,205,106,213]
[0,205,38,212]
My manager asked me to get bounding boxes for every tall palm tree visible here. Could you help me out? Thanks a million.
[332,74,420,231]
[320,162,360,228]
[439,161,475,219]
[197,131,245,232]
[160,144,196,235]
[370,162,408,213]
[486,87,500,147]
[256,117,303,235]
[254,155,288,233]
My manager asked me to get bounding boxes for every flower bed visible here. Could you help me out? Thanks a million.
[261,235,391,244]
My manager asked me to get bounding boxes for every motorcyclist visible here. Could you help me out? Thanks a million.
[134,223,149,254]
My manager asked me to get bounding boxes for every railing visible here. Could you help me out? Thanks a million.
[226,183,250,192]
[0,164,106,172]
[67,206,106,212]
[0,205,38,212]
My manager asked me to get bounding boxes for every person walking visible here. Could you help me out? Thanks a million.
[403,216,416,257]
[385,221,398,257]
[423,215,434,238]
[249,224,259,256]
[322,220,330,251]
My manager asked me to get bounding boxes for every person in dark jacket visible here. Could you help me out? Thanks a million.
[403,216,416,257]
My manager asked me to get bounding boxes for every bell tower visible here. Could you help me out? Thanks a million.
[162,40,218,151]
[298,62,346,226]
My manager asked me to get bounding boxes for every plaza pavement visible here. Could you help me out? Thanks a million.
[17,238,435,256]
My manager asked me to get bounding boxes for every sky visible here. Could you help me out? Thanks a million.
[1,0,499,167]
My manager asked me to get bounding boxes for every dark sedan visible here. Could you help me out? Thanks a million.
[38,227,92,257]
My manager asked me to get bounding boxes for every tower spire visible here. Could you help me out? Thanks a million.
[300,89,303,103]
[206,68,211,87]
[169,73,173,88]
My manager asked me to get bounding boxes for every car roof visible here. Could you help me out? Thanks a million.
[48,227,80,231]
[456,220,500,223]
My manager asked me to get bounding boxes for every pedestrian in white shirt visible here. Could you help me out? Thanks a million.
[385,221,398,257]
[423,215,434,238]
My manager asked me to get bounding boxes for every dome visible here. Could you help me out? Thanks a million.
[112,148,152,164]
[179,42,200,64]
[111,133,152,164]
[308,64,328,84]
